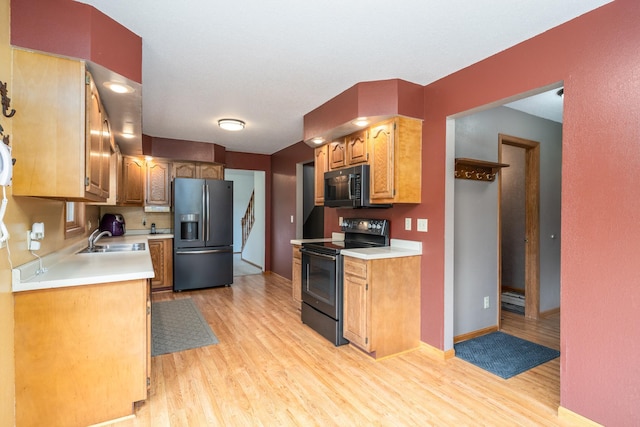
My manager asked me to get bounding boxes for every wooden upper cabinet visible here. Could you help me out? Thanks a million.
[312,116,421,207]
[145,159,171,206]
[328,140,346,170]
[172,161,197,179]
[314,145,328,206]
[85,77,108,199]
[172,161,224,180]
[369,117,422,204]
[121,156,145,206]
[199,163,224,179]
[346,130,368,165]
[11,49,111,201]
[369,120,395,201]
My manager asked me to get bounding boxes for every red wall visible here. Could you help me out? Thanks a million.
[270,142,314,278]
[420,1,640,424]
[10,0,142,83]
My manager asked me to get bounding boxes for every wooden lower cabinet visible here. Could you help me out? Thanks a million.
[14,279,149,427]
[149,238,174,292]
[292,244,302,304]
[343,255,421,359]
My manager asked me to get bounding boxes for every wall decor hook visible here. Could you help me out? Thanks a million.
[1,81,17,118]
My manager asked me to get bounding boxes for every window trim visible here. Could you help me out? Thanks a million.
[64,202,86,239]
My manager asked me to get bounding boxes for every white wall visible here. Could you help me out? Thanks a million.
[454,106,562,336]
[224,169,265,270]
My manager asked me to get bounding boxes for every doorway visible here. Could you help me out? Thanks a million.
[499,134,540,320]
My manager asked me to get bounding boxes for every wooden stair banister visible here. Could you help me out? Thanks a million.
[241,191,255,250]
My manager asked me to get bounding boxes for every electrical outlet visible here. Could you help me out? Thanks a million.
[484,296,490,309]
[290,215,294,224]
[404,218,412,231]
[417,218,428,232]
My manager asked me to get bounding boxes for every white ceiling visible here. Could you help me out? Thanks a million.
[78,0,609,155]
[505,87,564,123]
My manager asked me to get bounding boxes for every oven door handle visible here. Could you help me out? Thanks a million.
[300,248,337,261]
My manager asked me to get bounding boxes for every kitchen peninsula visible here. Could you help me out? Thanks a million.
[11,234,161,427]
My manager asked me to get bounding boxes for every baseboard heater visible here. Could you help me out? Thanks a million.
[501,292,525,307]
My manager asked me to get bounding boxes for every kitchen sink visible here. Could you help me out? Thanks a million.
[78,242,146,253]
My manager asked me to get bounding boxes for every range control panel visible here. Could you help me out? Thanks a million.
[340,218,389,237]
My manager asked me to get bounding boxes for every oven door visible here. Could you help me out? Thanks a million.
[300,248,341,319]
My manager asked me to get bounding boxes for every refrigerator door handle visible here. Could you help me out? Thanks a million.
[205,183,211,242]
[175,248,232,255]
[201,183,207,241]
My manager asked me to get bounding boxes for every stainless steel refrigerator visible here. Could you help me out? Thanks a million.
[173,178,233,291]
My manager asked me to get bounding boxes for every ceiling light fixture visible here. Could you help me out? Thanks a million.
[311,137,325,145]
[218,118,245,131]
[103,81,134,94]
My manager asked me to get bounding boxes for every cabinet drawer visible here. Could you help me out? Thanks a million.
[344,257,367,278]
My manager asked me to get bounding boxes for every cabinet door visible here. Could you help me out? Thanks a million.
[346,130,368,165]
[100,118,112,195]
[149,239,173,291]
[12,49,102,201]
[85,75,106,199]
[146,160,171,206]
[172,161,197,179]
[369,120,395,201]
[122,156,145,206]
[343,272,371,351]
[199,163,224,179]
[314,145,328,206]
[328,140,346,170]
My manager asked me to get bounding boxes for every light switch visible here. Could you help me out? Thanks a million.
[405,218,412,231]
[290,215,294,224]
[417,219,428,232]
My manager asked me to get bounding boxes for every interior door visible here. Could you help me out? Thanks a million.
[499,134,540,320]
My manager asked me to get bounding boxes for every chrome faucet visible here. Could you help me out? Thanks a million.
[88,229,112,250]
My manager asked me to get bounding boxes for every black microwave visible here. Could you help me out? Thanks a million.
[323,164,391,208]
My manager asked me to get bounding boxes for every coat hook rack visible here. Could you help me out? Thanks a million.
[454,158,509,182]
[1,80,17,118]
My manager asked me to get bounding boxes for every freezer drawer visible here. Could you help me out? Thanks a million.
[173,247,233,291]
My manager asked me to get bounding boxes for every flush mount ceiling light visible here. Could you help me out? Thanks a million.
[218,118,245,131]
[311,137,325,145]
[103,81,134,94]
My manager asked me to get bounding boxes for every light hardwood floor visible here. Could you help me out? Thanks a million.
[110,273,561,427]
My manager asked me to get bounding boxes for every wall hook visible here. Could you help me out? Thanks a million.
[1,81,16,118]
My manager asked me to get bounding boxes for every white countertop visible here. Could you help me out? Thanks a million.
[291,235,422,260]
[11,234,165,292]
[341,239,422,260]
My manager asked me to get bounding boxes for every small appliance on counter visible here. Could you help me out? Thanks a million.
[99,213,126,236]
